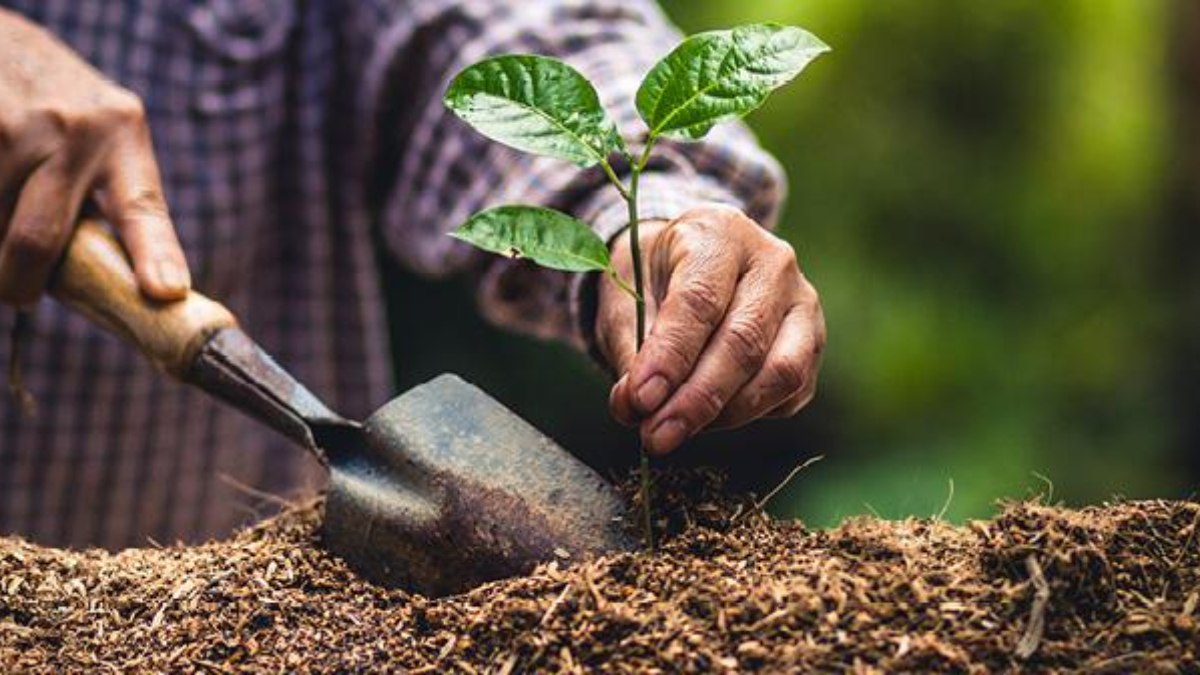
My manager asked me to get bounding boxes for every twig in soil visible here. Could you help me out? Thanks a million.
[582,565,606,610]
[734,455,823,523]
[540,584,572,626]
[1031,471,1055,504]
[195,659,236,674]
[496,653,519,675]
[748,606,795,633]
[217,473,297,510]
[934,478,955,522]
[1169,505,1200,574]
[1016,554,1051,659]
[559,646,582,674]
[1182,592,1197,619]
[1085,653,1154,675]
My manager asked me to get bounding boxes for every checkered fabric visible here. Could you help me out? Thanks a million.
[0,0,785,549]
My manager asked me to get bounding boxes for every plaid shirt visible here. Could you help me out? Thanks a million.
[0,0,784,549]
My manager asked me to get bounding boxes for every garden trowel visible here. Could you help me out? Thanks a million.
[49,220,633,597]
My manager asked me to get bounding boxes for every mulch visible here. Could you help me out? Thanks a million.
[1,470,1197,673]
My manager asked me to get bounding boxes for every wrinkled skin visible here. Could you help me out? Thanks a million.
[598,204,826,455]
[0,9,187,306]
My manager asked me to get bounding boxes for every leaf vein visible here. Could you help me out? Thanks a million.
[469,91,608,164]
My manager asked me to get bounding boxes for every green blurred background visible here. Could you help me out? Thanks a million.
[388,0,1200,526]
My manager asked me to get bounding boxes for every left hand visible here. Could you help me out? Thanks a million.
[597,204,825,456]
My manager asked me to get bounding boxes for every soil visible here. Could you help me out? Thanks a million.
[1,470,1197,673]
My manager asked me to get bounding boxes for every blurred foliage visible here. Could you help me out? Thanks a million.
[389,0,1191,527]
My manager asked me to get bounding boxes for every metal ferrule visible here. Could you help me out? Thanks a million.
[185,327,360,465]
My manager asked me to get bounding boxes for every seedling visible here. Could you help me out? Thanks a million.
[444,23,828,547]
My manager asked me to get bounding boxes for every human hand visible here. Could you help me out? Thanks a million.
[597,204,825,455]
[0,8,188,306]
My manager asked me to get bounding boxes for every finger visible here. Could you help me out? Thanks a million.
[599,285,640,427]
[0,157,86,305]
[765,373,819,418]
[712,304,824,429]
[596,273,640,376]
[607,301,666,425]
[608,374,637,427]
[626,225,741,418]
[98,127,189,300]
[638,265,790,455]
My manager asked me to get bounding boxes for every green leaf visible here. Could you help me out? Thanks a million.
[636,23,829,141]
[451,205,611,273]
[444,55,623,167]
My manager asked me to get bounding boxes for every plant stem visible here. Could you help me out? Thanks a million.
[635,141,656,173]
[626,137,656,349]
[605,269,638,300]
[625,144,654,551]
[599,159,630,201]
[627,171,646,352]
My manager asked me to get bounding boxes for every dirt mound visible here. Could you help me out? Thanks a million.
[1,472,1197,672]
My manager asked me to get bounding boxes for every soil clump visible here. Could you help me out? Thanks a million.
[2,471,1197,672]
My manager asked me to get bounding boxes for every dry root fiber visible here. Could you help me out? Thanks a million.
[2,471,1198,673]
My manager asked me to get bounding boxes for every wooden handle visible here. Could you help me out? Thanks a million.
[49,220,237,378]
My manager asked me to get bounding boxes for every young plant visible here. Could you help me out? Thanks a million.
[444,23,828,547]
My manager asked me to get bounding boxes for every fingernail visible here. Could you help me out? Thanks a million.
[648,418,690,455]
[610,374,627,406]
[155,260,190,293]
[635,375,670,413]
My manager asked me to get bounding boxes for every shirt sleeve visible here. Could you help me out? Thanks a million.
[359,0,787,354]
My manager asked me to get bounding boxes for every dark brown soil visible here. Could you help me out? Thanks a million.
[1,472,1198,673]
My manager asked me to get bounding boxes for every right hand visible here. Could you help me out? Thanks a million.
[0,8,188,307]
